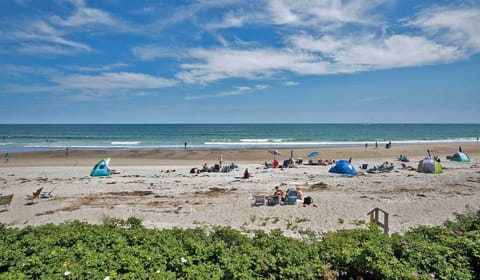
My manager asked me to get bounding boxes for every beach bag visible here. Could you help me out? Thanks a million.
[303,196,313,205]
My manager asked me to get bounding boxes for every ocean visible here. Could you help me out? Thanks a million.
[0,124,479,153]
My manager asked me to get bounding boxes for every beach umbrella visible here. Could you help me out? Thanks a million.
[308,151,320,158]
[268,149,281,160]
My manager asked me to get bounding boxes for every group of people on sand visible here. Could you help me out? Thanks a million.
[190,162,239,174]
[272,186,304,201]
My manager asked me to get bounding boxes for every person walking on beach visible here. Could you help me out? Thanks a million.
[65,148,69,157]
[375,141,378,149]
[4,153,9,163]
[184,141,187,151]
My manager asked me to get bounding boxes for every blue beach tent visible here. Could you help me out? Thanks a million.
[451,151,470,162]
[90,158,111,177]
[329,160,358,175]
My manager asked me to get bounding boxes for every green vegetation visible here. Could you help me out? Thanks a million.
[0,211,479,279]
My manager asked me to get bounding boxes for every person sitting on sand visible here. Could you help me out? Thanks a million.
[201,163,209,172]
[243,168,250,179]
[273,186,286,199]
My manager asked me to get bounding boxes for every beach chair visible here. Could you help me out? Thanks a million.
[25,187,43,205]
[40,187,55,199]
[286,190,298,205]
[267,195,281,206]
[253,195,266,206]
[0,194,14,212]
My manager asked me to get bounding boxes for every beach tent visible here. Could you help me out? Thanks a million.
[329,160,358,175]
[90,158,111,177]
[451,151,470,162]
[417,158,443,174]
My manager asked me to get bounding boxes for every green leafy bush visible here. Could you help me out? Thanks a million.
[0,211,478,279]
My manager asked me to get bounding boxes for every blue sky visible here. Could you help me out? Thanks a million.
[1,0,479,123]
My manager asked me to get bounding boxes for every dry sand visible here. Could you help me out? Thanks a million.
[1,143,479,237]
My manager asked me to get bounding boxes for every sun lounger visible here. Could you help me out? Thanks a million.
[253,195,266,206]
[25,187,43,205]
[0,194,14,211]
[286,190,298,205]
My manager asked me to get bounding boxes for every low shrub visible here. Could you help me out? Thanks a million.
[0,211,478,279]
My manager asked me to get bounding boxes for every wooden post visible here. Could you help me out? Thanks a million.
[367,207,389,234]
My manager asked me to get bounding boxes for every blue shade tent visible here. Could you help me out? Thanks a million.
[90,158,111,177]
[329,160,357,175]
[451,151,470,162]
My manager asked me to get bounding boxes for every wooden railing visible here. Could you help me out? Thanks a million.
[367,207,389,234]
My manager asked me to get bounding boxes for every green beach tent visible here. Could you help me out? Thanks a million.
[417,158,443,174]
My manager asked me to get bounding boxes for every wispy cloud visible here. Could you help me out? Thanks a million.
[12,20,92,54]
[131,45,186,61]
[266,0,389,28]
[409,6,480,52]
[184,83,267,100]
[62,63,129,73]
[53,72,177,91]
[1,71,177,101]
[51,0,116,27]
[282,81,299,86]
[357,95,393,103]
[172,2,476,84]
[175,30,462,84]
[205,11,249,30]
[176,48,318,84]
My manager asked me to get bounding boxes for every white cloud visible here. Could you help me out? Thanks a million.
[54,72,177,90]
[289,34,344,55]
[131,45,185,61]
[266,0,389,28]
[205,12,248,30]
[17,21,91,51]
[410,7,480,52]
[357,95,392,103]
[62,63,129,72]
[282,81,299,86]
[334,34,462,69]
[184,83,267,100]
[1,72,177,101]
[267,0,298,24]
[176,30,463,84]
[255,84,268,89]
[236,86,251,91]
[51,0,116,27]
[177,48,317,84]
[16,44,88,56]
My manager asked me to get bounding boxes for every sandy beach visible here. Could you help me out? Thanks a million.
[1,143,479,236]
